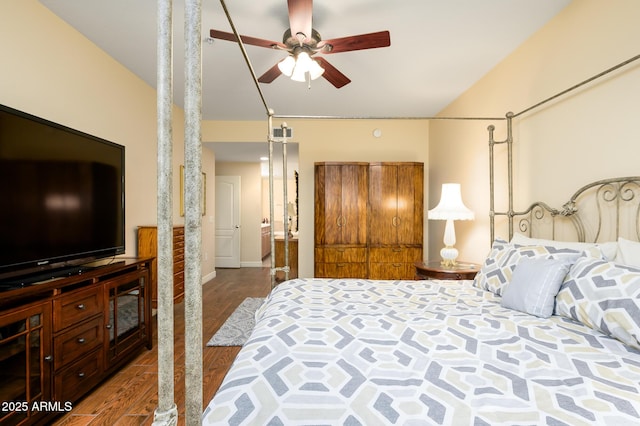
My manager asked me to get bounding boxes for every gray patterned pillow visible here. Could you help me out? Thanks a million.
[473,239,582,296]
[555,256,640,350]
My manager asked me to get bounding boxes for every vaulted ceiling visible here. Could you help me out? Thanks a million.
[40,0,571,122]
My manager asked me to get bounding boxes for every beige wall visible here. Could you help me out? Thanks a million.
[430,0,640,263]
[1,0,216,281]
[203,119,430,277]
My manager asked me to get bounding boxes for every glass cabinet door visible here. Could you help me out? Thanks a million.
[0,302,52,426]
[105,269,148,366]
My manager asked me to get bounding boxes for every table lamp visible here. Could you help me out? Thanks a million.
[428,183,475,267]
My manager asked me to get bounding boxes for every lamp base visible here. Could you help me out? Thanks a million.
[440,245,459,268]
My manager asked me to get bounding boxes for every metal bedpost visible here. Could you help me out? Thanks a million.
[488,112,514,243]
[281,123,290,283]
[267,116,291,288]
[153,0,177,424]
[183,0,203,424]
[268,113,277,289]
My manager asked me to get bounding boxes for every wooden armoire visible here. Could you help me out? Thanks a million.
[314,162,423,280]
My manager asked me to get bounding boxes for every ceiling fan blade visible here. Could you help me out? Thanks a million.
[315,57,350,88]
[320,31,391,54]
[258,64,282,84]
[287,0,313,43]
[209,29,285,49]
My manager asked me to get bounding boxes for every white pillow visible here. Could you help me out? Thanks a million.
[616,237,640,267]
[511,233,618,261]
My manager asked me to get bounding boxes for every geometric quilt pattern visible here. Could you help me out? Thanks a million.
[555,255,640,350]
[203,278,640,425]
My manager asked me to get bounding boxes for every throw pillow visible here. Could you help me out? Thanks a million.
[555,256,640,350]
[511,232,618,261]
[474,239,582,296]
[501,257,573,318]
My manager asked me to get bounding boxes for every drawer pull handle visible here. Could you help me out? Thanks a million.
[77,337,86,344]
[77,304,86,310]
[393,263,402,267]
[44,355,53,362]
[106,324,113,329]
[78,372,85,378]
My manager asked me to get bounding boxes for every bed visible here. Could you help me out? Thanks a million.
[203,177,640,425]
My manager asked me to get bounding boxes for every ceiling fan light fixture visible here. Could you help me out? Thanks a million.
[296,51,312,69]
[308,59,325,80]
[290,51,311,82]
[277,56,296,77]
[290,64,307,82]
[289,50,324,82]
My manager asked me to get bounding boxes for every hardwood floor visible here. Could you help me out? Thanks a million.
[53,266,272,425]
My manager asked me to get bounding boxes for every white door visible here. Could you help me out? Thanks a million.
[215,176,241,268]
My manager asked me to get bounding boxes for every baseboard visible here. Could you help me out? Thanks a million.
[240,261,264,268]
[202,270,217,285]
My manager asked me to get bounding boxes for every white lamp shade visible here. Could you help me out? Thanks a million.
[290,63,307,82]
[428,183,474,221]
[277,56,295,77]
[308,59,325,80]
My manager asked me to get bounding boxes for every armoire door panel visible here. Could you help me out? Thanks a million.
[315,163,368,246]
[368,164,398,245]
[323,165,343,245]
[340,164,368,245]
[396,164,424,245]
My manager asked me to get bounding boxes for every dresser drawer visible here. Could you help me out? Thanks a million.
[54,285,103,332]
[369,247,422,262]
[369,262,414,280]
[174,228,185,251]
[55,348,104,402]
[54,316,104,370]
[315,247,367,263]
[315,262,367,278]
[174,259,185,274]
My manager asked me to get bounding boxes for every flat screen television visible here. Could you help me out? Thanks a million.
[0,104,125,283]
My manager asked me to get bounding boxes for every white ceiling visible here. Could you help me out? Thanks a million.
[39,0,570,162]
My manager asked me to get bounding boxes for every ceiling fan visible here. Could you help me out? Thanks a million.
[210,0,391,88]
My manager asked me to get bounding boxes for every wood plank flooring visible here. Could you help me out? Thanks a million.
[53,266,272,425]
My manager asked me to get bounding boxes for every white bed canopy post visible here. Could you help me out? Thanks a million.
[488,112,514,243]
[183,0,204,424]
[153,0,177,424]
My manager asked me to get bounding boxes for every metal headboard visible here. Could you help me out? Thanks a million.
[511,177,640,243]
[488,114,640,243]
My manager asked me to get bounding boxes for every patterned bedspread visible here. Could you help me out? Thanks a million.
[202,278,640,425]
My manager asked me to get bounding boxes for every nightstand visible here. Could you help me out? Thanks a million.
[414,261,480,280]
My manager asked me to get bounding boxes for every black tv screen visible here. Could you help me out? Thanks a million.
[0,104,125,280]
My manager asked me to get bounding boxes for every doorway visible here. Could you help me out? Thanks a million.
[215,175,241,268]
